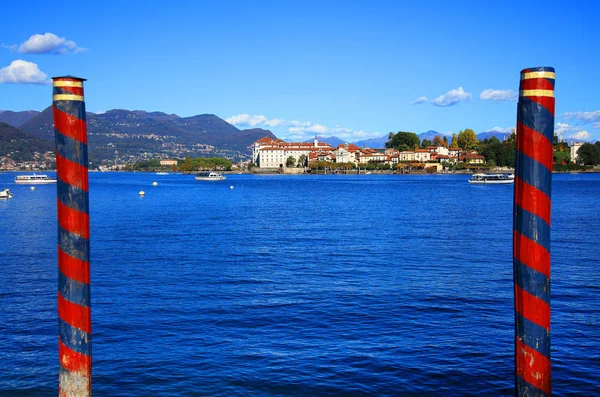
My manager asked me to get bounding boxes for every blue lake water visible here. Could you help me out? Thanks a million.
[0,172,599,396]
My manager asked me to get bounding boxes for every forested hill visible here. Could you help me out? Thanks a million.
[0,122,53,161]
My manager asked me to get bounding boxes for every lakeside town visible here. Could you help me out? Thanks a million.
[1,130,597,174]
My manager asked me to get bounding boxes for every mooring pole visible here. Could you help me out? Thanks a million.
[52,75,92,396]
[513,67,555,396]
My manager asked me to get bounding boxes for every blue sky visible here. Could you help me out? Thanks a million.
[1,0,599,142]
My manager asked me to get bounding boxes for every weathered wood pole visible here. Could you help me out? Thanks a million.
[52,76,92,396]
[513,67,555,396]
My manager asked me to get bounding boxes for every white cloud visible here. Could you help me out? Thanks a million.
[480,89,518,101]
[431,86,471,107]
[593,122,600,129]
[567,130,591,140]
[0,60,49,84]
[563,110,600,124]
[487,126,512,133]
[225,113,380,141]
[225,114,267,127]
[411,96,427,105]
[15,33,85,54]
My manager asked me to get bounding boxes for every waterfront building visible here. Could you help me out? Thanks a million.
[414,149,431,162]
[159,159,178,166]
[570,141,584,163]
[252,136,332,168]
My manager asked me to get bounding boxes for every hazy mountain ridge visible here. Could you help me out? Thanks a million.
[0,122,53,161]
[0,110,40,128]
[15,107,277,161]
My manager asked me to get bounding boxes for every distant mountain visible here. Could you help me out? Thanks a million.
[478,130,510,142]
[0,122,53,161]
[419,130,450,143]
[353,134,389,148]
[0,110,39,127]
[17,107,277,161]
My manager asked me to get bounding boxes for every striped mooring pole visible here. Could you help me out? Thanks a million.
[513,67,555,396]
[52,76,92,396]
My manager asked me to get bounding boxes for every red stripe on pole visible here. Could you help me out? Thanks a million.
[514,177,551,224]
[520,78,555,91]
[58,293,91,334]
[57,199,90,239]
[516,121,554,171]
[59,338,91,373]
[58,247,90,284]
[53,106,87,144]
[515,285,551,330]
[56,153,89,192]
[516,338,551,394]
[513,231,550,277]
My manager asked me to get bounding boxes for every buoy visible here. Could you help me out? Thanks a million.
[152,182,158,186]
[230,185,234,190]
[139,190,145,196]
[30,186,35,190]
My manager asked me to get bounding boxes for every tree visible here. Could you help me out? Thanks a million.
[457,129,479,150]
[386,131,420,151]
[450,133,459,148]
[298,154,307,167]
[577,143,600,165]
[286,156,296,168]
[421,139,432,148]
[433,135,447,147]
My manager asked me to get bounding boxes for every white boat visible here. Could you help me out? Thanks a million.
[468,173,514,184]
[195,171,226,181]
[155,172,169,175]
[14,174,57,184]
[0,189,13,199]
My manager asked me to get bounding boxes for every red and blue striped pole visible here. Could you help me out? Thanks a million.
[52,76,92,396]
[513,67,555,396]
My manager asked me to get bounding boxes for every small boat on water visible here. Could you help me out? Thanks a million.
[0,189,13,199]
[155,172,169,175]
[195,171,226,181]
[14,174,57,184]
[468,173,514,184]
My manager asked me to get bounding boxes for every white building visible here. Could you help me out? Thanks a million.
[159,159,178,166]
[570,141,585,163]
[414,149,431,162]
[252,136,332,168]
[399,151,415,162]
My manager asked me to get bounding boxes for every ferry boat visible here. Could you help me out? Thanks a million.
[14,174,57,184]
[0,189,13,199]
[468,173,514,184]
[195,171,226,181]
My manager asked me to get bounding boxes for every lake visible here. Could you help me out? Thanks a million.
[0,172,598,396]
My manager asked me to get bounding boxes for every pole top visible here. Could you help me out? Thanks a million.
[520,67,555,75]
[52,75,87,82]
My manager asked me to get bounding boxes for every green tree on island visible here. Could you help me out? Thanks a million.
[450,133,459,148]
[421,139,432,148]
[386,131,420,151]
[456,129,479,150]
[286,156,296,168]
[577,143,600,165]
[297,154,307,167]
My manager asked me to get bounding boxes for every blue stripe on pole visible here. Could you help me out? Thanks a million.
[516,313,550,357]
[57,178,89,213]
[59,318,91,355]
[514,259,550,304]
[53,87,81,96]
[514,152,552,198]
[58,226,90,263]
[516,375,550,397]
[514,207,551,252]
[59,271,90,307]
[54,129,88,168]
[53,100,86,121]
[517,98,555,142]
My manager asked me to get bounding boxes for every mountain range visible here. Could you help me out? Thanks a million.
[0,122,54,162]
[2,108,277,162]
